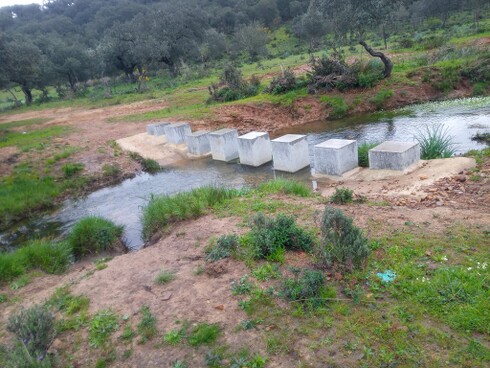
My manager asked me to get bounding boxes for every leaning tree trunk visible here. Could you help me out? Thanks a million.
[21,85,33,105]
[359,40,393,79]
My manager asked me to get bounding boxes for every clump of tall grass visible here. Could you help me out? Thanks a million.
[357,143,378,167]
[0,240,72,282]
[68,216,123,258]
[416,124,458,159]
[142,186,240,240]
[257,179,311,197]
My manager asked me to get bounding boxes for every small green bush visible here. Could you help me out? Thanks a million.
[330,187,353,204]
[102,164,121,177]
[7,305,55,362]
[137,305,158,342]
[472,82,488,96]
[206,234,239,262]
[68,216,123,258]
[142,186,239,240]
[252,263,281,281]
[318,206,369,272]
[188,323,220,346]
[61,163,84,178]
[231,276,253,295]
[416,124,457,159]
[89,310,119,348]
[248,213,314,260]
[163,326,187,345]
[358,143,378,167]
[282,268,330,307]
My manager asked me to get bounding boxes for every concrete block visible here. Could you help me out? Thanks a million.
[208,128,239,162]
[314,139,358,176]
[164,123,192,145]
[369,141,420,170]
[271,134,310,173]
[148,122,169,136]
[237,131,272,167]
[186,130,211,156]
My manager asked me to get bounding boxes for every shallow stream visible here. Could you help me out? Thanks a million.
[1,97,489,250]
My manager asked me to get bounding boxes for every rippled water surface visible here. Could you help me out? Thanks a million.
[2,97,489,249]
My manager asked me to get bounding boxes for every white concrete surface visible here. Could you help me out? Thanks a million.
[271,134,310,173]
[314,139,358,176]
[237,131,272,167]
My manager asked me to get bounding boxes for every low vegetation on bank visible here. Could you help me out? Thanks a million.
[1,175,489,367]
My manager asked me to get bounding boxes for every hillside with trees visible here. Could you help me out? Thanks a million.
[0,0,488,106]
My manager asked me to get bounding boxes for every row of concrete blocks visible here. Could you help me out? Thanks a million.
[147,122,421,174]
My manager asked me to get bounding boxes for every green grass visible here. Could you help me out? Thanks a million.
[46,286,89,315]
[0,125,70,151]
[416,124,458,159]
[0,174,61,229]
[256,179,311,197]
[89,310,119,348]
[0,240,72,282]
[319,96,350,119]
[358,142,378,167]
[188,323,221,347]
[137,305,158,342]
[0,118,50,130]
[141,186,240,240]
[163,326,187,345]
[68,216,124,258]
[61,163,84,178]
[154,269,176,284]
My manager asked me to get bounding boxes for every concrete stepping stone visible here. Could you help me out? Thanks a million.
[186,131,211,156]
[147,122,169,136]
[208,128,239,162]
[369,141,420,170]
[271,134,310,173]
[314,139,358,176]
[237,131,272,167]
[164,123,192,145]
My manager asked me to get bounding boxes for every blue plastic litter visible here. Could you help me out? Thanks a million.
[377,270,397,283]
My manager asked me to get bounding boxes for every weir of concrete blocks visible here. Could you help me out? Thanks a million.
[208,128,239,162]
[147,122,169,136]
[186,131,211,157]
[314,139,358,176]
[271,134,310,173]
[164,123,192,145]
[368,141,421,171]
[237,131,272,167]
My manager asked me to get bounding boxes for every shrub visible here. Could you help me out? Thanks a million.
[102,164,121,177]
[46,286,89,315]
[142,186,239,240]
[416,124,458,159]
[61,163,84,178]
[307,53,357,92]
[89,310,119,348]
[318,206,369,272]
[137,305,158,342]
[356,60,385,88]
[154,269,176,284]
[252,263,281,281]
[281,268,329,307]
[208,64,260,103]
[69,216,123,258]
[358,143,378,167]
[206,234,239,262]
[188,323,220,346]
[7,305,55,362]
[248,213,314,260]
[330,187,353,204]
[163,326,187,345]
[266,68,297,94]
[472,82,488,96]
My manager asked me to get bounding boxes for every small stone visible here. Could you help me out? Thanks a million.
[214,304,224,311]
[419,175,428,180]
[162,292,172,301]
[455,175,466,183]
